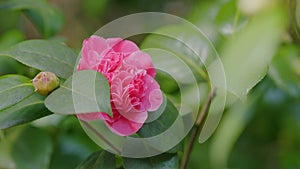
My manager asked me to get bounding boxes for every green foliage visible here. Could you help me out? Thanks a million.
[0,40,77,79]
[0,75,51,129]
[0,0,299,169]
[141,25,208,83]
[138,95,183,153]
[215,0,247,36]
[50,117,100,169]
[220,4,286,99]
[0,0,64,37]
[123,153,178,169]
[45,70,112,116]
[11,125,52,169]
[76,150,115,169]
[269,44,300,98]
[138,96,178,137]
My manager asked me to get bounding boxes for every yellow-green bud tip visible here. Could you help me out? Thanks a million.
[32,72,60,96]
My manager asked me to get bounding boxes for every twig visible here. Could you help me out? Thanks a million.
[180,88,215,169]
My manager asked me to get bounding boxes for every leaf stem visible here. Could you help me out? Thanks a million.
[180,87,214,169]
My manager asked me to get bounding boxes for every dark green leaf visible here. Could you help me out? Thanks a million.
[0,0,64,37]
[123,153,178,169]
[0,93,51,129]
[138,95,183,153]
[220,4,286,98]
[76,150,115,169]
[0,75,52,129]
[0,40,77,78]
[11,125,52,169]
[0,75,33,110]
[138,96,178,137]
[45,70,112,116]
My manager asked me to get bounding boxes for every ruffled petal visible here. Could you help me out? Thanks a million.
[142,75,163,111]
[123,51,156,77]
[107,38,139,54]
[104,112,144,136]
[79,35,109,70]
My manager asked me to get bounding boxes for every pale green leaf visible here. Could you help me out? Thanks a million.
[45,70,112,116]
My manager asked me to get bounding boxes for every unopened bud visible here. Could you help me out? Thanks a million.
[33,72,60,96]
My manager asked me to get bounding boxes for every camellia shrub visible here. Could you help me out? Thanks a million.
[0,0,299,169]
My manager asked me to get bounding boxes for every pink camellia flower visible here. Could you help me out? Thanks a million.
[76,35,163,136]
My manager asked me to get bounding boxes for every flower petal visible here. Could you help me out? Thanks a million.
[142,75,163,111]
[79,35,109,70]
[123,51,156,77]
[105,112,144,136]
[107,38,139,53]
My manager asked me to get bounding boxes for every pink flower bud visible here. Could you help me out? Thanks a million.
[32,72,60,96]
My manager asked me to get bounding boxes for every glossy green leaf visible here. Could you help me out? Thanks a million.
[0,40,77,78]
[138,96,178,137]
[220,4,286,98]
[0,75,33,110]
[11,125,52,169]
[76,150,115,169]
[45,70,112,116]
[138,95,183,153]
[0,93,51,129]
[0,75,51,129]
[0,0,64,37]
[123,153,178,169]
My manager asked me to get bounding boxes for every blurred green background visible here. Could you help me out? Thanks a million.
[0,0,299,169]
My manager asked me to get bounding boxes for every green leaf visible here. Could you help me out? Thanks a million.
[11,125,52,169]
[269,44,300,98]
[138,95,178,137]
[0,40,77,78]
[141,25,210,83]
[137,95,183,153]
[76,150,115,169]
[215,0,247,35]
[0,75,51,129]
[123,153,178,169]
[210,90,262,168]
[0,93,51,129]
[0,0,64,37]
[45,70,112,116]
[0,75,33,110]
[220,4,286,98]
